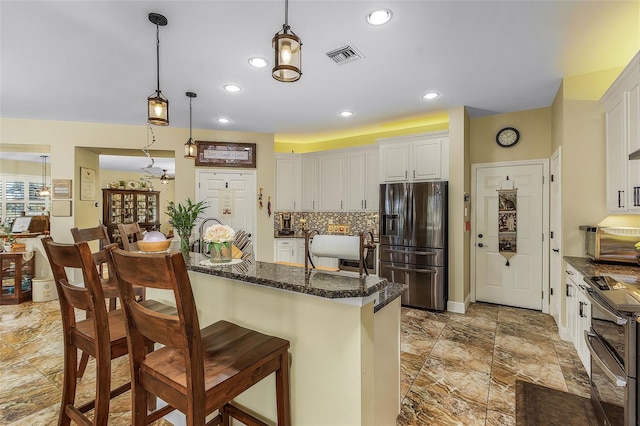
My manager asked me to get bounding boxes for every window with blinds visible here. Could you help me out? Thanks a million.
[0,175,47,226]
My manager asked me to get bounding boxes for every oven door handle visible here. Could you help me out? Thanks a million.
[584,330,627,387]
[583,289,628,325]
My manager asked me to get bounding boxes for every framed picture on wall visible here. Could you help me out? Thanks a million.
[52,179,72,199]
[80,167,96,200]
[195,142,257,168]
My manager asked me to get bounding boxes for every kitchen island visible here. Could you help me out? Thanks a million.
[146,252,405,426]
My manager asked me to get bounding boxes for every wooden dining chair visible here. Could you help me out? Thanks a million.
[109,247,292,426]
[117,222,143,251]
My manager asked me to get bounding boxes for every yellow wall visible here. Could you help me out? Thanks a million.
[0,158,41,176]
[275,113,449,153]
[0,118,276,260]
[470,107,553,164]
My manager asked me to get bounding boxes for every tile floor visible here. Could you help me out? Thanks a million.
[0,300,590,425]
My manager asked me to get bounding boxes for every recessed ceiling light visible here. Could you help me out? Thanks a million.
[422,92,440,100]
[367,9,392,25]
[340,111,353,117]
[223,84,241,93]
[248,57,268,68]
[217,117,230,124]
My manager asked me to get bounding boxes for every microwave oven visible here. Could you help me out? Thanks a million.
[579,226,640,264]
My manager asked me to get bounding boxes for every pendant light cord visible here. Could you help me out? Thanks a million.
[155,24,160,93]
[189,97,193,139]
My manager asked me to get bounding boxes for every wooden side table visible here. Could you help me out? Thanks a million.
[0,251,35,305]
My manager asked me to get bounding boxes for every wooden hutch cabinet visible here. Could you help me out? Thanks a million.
[102,189,161,245]
[1,251,35,305]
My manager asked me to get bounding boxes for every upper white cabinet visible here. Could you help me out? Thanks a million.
[378,131,449,182]
[601,51,640,213]
[275,154,301,211]
[301,157,319,211]
[318,155,345,210]
[345,148,379,211]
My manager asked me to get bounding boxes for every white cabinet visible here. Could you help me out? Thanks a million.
[601,51,640,213]
[378,131,449,183]
[275,238,297,263]
[274,238,339,269]
[345,149,379,211]
[318,155,345,210]
[301,157,319,211]
[576,286,591,376]
[275,154,301,211]
[564,263,591,376]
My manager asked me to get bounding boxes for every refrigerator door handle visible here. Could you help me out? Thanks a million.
[384,249,437,256]
[384,265,436,274]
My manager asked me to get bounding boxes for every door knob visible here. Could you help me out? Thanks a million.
[477,233,483,238]
[477,243,484,247]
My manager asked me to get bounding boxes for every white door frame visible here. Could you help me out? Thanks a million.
[195,169,258,257]
[550,148,562,324]
[470,159,550,313]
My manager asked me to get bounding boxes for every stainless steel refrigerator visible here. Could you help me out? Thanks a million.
[379,181,448,310]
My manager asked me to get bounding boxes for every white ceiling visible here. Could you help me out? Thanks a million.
[1,0,638,173]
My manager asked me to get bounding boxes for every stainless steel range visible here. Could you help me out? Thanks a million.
[584,275,640,426]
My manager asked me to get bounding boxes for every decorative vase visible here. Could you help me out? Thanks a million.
[209,241,232,263]
[177,229,192,261]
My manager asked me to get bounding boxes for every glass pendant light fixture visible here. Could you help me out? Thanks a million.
[147,13,169,126]
[184,92,197,159]
[272,0,302,82]
[37,155,50,197]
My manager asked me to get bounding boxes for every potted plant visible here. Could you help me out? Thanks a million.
[166,199,208,259]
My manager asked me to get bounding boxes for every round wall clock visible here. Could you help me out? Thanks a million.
[496,127,520,148]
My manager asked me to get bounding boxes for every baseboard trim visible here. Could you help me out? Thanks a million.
[447,294,470,314]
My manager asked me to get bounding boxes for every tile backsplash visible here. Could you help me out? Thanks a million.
[274,211,379,237]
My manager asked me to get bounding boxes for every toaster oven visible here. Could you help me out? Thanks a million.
[579,226,640,264]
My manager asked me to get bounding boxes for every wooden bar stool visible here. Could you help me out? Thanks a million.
[117,222,143,251]
[71,224,143,378]
[43,237,173,425]
[109,248,291,426]
[42,237,132,426]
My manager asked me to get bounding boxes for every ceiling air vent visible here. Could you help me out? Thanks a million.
[326,45,364,65]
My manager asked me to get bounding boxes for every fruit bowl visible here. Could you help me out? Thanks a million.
[137,239,171,252]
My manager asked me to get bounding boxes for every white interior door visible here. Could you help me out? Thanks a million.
[549,149,562,324]
[196,169,256,248]
[474,162,545,310]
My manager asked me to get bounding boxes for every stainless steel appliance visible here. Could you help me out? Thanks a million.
[339,245,376,274]
[579,226,640,264]
[379,181,448,310]
[583,275,640,426]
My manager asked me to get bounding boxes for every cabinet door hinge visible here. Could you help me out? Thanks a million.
[542,290,544,299]
[551,174,554,182]
[550,288,554,296]
[550,231,554,239]
[542,176,545,184]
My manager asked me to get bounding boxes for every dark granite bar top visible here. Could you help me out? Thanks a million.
[187,252,403,305]
[564,256,640,278]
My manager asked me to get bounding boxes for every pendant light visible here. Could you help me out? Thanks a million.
[184,92,197,159]
[272,0,302,82]
[37,155,50,197]
[147,13,169,126]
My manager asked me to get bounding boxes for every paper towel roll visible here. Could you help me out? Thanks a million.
[310,235,360,260]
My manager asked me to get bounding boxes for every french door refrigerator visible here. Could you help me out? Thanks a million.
[379,181,448,310]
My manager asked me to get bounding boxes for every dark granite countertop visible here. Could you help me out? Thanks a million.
[564,256,640,278]
[187,252,403,305]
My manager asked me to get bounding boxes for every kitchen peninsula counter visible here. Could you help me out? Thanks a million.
[146,253,403,426]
